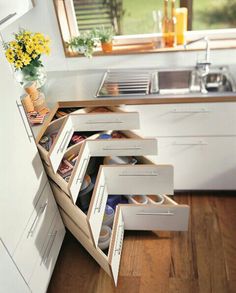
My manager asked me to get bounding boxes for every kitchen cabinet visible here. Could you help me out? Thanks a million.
[40,102,189,285]
[125,103,236,190]
[0,45,65,292]
[0,239,30,293]
[0,0,33,31]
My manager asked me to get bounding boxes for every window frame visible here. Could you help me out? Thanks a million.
[53,0,236,57]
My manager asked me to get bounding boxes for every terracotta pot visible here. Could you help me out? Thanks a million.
[101,42,113,53]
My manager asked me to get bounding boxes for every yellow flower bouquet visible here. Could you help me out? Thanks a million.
[3,29,50,87]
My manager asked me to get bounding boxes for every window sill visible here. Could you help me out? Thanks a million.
[66,37,236,58]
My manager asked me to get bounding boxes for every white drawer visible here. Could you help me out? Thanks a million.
[71,107,139,131]
[51,163,173,249]
[126,103,236,136]
[121,195,189,231]
[38,116,74,173]
[13,182,58,282]
[37,107,140,173]
[28,212,65,293]
[153,136,236,190]
[60,206,124,286]
[46,131,158,204]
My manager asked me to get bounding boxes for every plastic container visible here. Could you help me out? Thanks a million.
[103,205,114,227]
[103,156,137,165]
[98,225,112,250]
[146,194,165,205]
[76,180,94,212]
[126,194,148,205]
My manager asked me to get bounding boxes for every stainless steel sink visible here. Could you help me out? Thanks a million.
[204,68,236,92]
[95,66,236,98]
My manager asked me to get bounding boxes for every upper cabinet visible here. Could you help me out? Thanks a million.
[0,0,34,31]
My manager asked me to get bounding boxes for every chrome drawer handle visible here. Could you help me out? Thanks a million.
[119,172,158,177]
[94,185,105,214]
[114,224,124,256]
[57,129,72,153]
[16,101,33,143]
[41,231,58,265]
[103,146,142,151]
[136,211,174,216]
[76,157,89,183]
[172,141,207,146]
[27,201,48,238]
[170,108,210,114]
[86,120,123,124]
[0,13,17,25]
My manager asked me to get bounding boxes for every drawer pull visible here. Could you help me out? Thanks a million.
[136,211,174,216]
[76,157,89,183]
[172,141,207,146]
[0,12,17,25]
[94,185,105,214]
[41,231,57,265]
[16,101,33,143]
[103,146,142,151]
[27,201,48,238]
[119,172,158,177]
[57,129,72,153]
[170,108,210,114]
[114,224,124,256]
[86,120,123,124]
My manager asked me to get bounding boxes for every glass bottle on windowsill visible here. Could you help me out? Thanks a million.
[168,0,177,47]
[162,0,170,47]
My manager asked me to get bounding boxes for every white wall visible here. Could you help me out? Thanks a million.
[1,0,236,72]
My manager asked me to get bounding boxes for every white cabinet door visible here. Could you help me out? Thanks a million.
[0,46,47,255]
[152,137,236,190]
[0,0,33,31]
[0,240,30,293]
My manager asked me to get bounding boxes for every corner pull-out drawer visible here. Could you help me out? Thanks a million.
[70,109,139,131]
[121,195,189,231]
[13,182,58,282]
[87,164,173,247]
[45,136,158,205]
[38,116,74,173]
[60,207,124,286]
[28,212,65,293]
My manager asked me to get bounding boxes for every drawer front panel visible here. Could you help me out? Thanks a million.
[49,116,74,172]
[154,136,236,190]
[87,138,158,156]
[103,165,174,195]
[87,169,108,247]
[108,207,124,286]
[71,111,140,131]
[69,143,90,204]
[126,103,236,136]
[13,182,58,282]
[121,200,189,231]
[28,212,65,293]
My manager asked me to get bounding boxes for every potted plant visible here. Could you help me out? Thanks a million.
[67,31,98,58]
[96,26,114,53]
[3,29,50,88]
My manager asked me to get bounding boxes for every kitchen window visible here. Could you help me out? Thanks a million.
[54,0,236,57]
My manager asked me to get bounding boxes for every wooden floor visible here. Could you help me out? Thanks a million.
[48,193,236,293]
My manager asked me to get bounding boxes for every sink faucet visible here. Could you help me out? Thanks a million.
[185,36,211,93]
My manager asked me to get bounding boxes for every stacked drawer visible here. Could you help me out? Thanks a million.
[12,182,65,292]
[126,102,236,190]
[37,103,190,285]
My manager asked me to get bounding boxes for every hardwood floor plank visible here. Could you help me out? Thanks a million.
[168,278,199,293]
[191,195,229,293]
[138,231,171,293]
[215,195,236,282]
